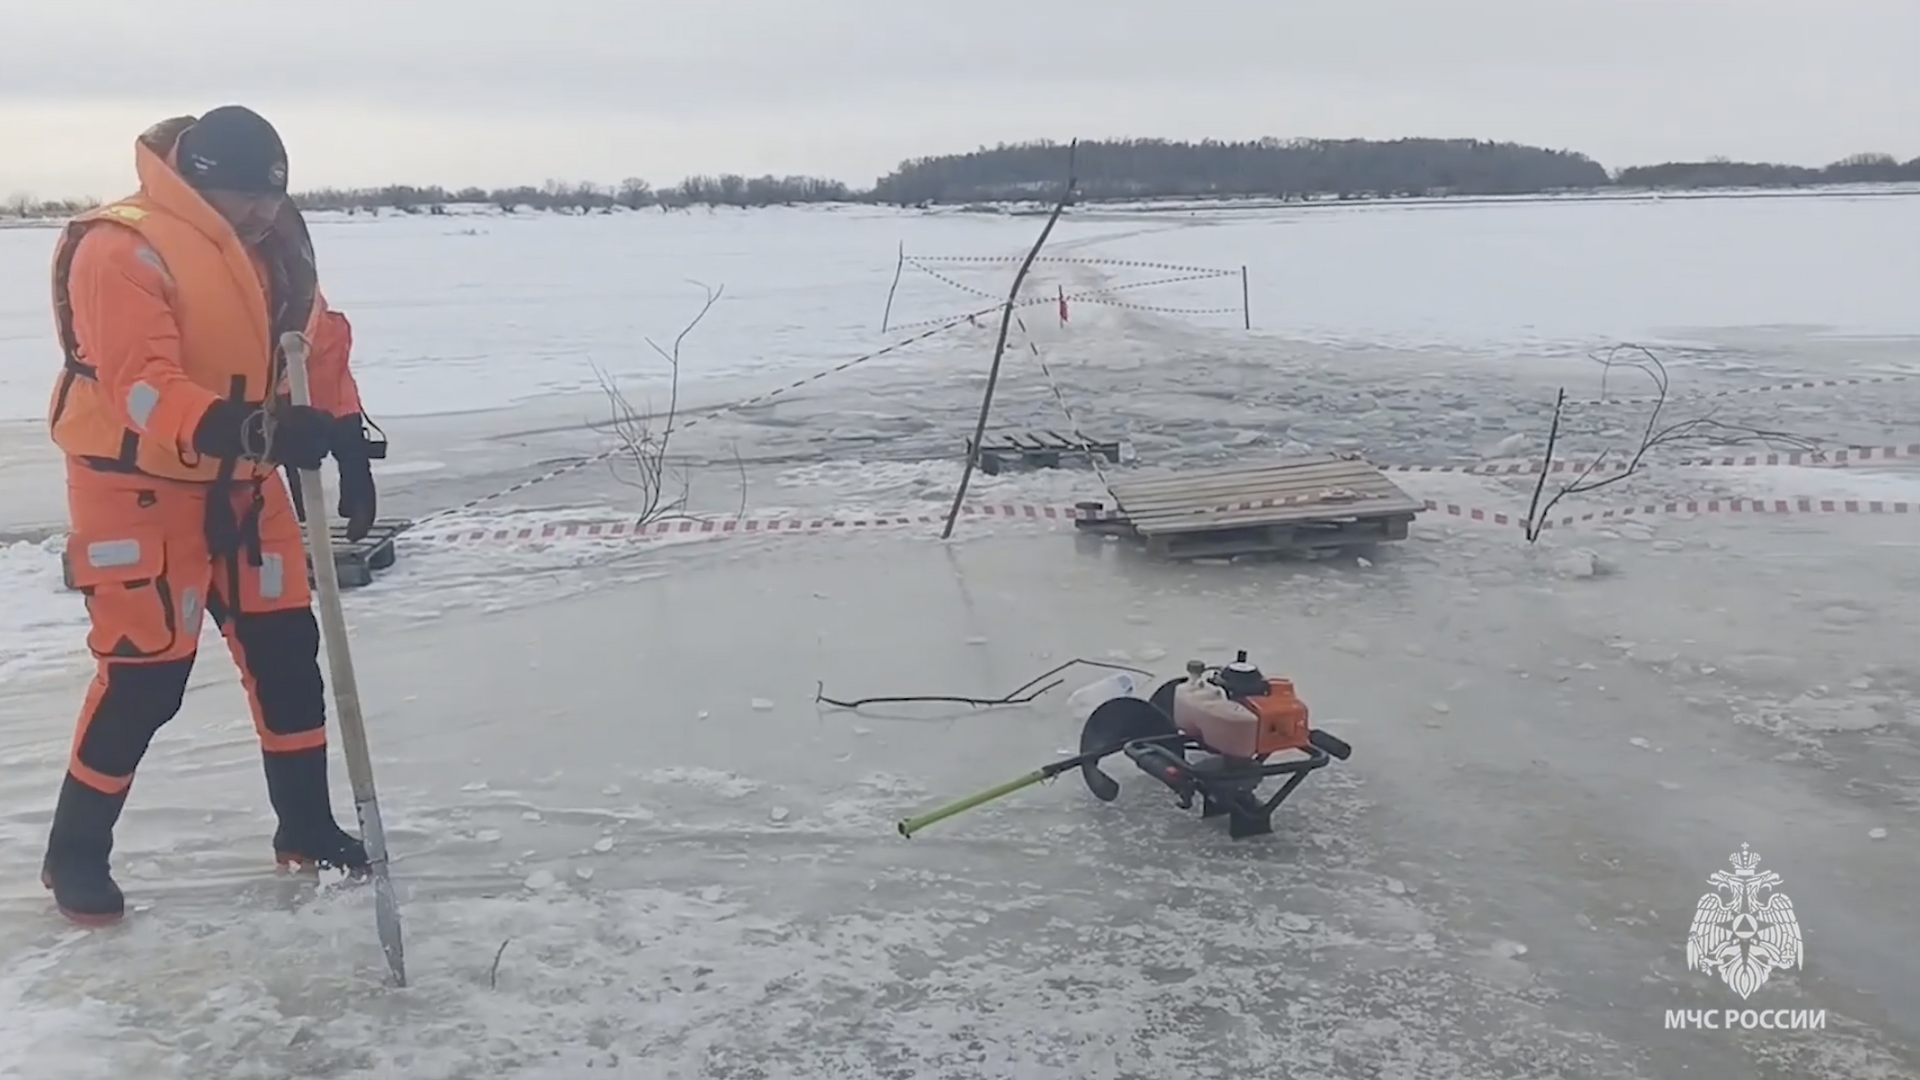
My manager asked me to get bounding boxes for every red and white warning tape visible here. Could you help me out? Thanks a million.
[411,488,1920,549]
[409,502,1095,546]
[1569,373,1918,407]
[411,488,1421,547]
[1428,495,1919,531]
[1373,443,1920,476]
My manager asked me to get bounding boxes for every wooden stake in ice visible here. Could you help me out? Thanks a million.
[279,330,407,988]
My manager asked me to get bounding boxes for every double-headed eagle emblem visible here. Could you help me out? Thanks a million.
[1686,844,1803,998]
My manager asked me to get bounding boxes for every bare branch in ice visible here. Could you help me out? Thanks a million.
[590,282,725,526]
[728,439,750,522]
[1521,388,1570,542]
[1522,343,1826,541]
[589,363,669,516]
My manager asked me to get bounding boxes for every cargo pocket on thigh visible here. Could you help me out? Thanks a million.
[67,525,183,660]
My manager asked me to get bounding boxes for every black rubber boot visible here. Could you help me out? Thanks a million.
[263,748,370,874]
[41,774,129,926]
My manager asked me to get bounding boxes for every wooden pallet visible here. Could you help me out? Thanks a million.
[972,430,1124,475]
[1072,455,1423,559]
[59,517,409,593]
[312,517,408,589]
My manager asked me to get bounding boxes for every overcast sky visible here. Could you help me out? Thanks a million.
[3,0,1914,198]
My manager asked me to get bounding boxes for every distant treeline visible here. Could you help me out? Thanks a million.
[6,138,1917,217]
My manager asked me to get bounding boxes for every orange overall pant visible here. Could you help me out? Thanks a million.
[63,460,324,796]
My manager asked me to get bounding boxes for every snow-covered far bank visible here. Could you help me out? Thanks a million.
[2,177,1915,230]
[1,521,1918,1079]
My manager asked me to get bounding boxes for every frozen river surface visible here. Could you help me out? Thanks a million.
[1,193,1918,1077]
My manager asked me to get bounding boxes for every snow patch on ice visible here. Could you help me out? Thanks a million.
[372,458,448,477]
[0,851,1614,1080]
[0,538,84,682]
[1710,464,1920,503]
[641,766,763,798]
[1784,690,1905,733]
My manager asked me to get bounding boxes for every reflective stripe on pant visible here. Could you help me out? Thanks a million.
[64,461,326,795]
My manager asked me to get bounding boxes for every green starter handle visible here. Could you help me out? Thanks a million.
[897,770,1048,837]
[895,746,1121,838]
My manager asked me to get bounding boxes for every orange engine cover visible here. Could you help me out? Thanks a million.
[1247,678,1311,757]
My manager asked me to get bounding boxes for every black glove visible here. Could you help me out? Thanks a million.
[330,413,378,542]
[192,400,333,471]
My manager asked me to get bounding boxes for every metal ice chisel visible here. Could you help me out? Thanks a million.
[280,329,407,987]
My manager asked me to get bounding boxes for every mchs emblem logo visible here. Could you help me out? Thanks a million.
[1686,844,1803,999]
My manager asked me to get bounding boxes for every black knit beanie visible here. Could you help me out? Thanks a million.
[176,106,289,195]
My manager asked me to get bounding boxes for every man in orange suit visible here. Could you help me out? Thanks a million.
[44,107,381,924]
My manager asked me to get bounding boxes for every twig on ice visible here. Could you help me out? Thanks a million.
[489,938,512,989]
[815,657,1151,711]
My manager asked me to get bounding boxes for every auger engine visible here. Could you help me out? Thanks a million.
[1078,649,1352,838]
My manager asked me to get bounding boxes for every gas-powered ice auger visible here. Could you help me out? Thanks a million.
[895,649,1353,840]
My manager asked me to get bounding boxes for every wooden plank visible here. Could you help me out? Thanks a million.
[1043,431,1114,452]
[1128,499,1420,530]
[1136,504,1420,535]
[1109,457,1378,500]
[1116,476,1404,515]
[1113,465,1410,513]
[1122,493,1417,523]
[1109,453,1365,485]
[1123,504,1417,558]
[1124,492,1421,526]
[1127,500,1403,525]
[986,430,1117,455]
[1121,474,1405,507]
